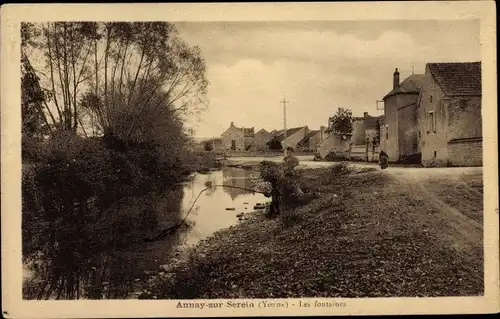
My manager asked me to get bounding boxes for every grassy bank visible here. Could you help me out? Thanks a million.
[144,164,483,298]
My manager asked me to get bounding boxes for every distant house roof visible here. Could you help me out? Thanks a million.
[272,129,284,136]
[223,122,255,137]
[243,128,255,137]
[297,130,320,146]
[382,74,425,100]
[427,62,481,96]
[256,128,270,135]
[276,127,305,142]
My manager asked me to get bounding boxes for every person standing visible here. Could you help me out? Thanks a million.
[379,150,389,169]
[264,177,281,217]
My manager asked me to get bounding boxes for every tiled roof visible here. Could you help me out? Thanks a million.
[276,127,305,142]
[297,130,319,146]
[383,74,425,100]
[256,128,270,135]
[427,62,481,96]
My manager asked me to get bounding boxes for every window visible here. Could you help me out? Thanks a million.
[231,140,236,150]
[428,111,436,133]
[434,151,437,158]
[429,95,433,103]
[385,125,389,140]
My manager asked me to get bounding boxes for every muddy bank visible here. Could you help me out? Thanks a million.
[142,164,483,299]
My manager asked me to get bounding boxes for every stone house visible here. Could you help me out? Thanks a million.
[316,133,350,159]
[381,68,425,162]
[221,122,255,151]
[351,112,384,146]
[297,126,328,151]
[418,62,482,167]
[273,126,309,151]
[253,128,273,151]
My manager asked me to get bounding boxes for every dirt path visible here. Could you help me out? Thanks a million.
[383,167,483,261]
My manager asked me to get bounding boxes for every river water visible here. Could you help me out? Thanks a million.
[23,166,267,299]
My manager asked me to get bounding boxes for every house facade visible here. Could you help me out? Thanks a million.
[418,62,482,167]
[253,128,273,151]
[275,126,309,151]
[220,122,255,151]
[297,126,328,151]
[316,133,350,159]
[351,112,384,146]
[381,68,425,161]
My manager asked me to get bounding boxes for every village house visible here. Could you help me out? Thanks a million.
[381,68,425,162]
[418,62,482,167]
[316,133,349,159]
[252,128,273,151]
[297,126,328,152]
[316,112,384,160]
[272,126,309,151]
[220,122,255,151]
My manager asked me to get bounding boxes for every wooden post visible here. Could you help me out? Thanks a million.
[281,98,288,157]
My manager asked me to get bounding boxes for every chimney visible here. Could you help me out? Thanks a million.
[364,112,369,118]
[230,121,234,127]
[393,68,400,90]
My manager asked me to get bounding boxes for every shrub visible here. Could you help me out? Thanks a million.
[324,151,347,162]
[330,162,354,175]
[203,140,214,151]
[21,130,201,299]
[400,152,422,165]
[267,137,283,150]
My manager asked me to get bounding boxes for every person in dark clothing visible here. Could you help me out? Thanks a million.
[264,177,281,217]
[379,150,389,169]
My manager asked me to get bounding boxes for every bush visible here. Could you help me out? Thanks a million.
[400,152,422,165]
[267,137,283,150]
[330,162,354,175]
[203,140,214,151]
[21,131,200,299]
[324,151,347,162]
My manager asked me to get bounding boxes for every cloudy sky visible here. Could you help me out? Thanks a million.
[175,20,481,138]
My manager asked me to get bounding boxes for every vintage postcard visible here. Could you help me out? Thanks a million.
[1,1,498,318]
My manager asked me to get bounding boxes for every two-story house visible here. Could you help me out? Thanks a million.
[418,62,482,167]
[381,68,425,162]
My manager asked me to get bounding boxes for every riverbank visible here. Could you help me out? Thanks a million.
[142,163,484,298]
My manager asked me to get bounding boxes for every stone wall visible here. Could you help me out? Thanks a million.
[447,139,482,167]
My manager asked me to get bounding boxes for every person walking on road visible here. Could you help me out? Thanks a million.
[379,150,389,169]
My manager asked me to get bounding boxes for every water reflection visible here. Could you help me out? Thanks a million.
[176,167,265,247]
[23,167,266,299]
[222,167,254,200]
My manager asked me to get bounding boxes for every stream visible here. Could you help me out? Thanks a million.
[22,166,267,299]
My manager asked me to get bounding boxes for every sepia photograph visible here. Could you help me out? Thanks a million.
[1,1,498,318]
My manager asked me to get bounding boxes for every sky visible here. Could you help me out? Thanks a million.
[174,20,481,138]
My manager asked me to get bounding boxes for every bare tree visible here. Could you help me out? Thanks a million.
[21,22,208,141]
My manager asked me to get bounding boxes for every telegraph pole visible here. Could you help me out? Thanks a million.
[281,98,288,157]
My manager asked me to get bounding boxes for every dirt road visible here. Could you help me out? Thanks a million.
[380,166,483,261]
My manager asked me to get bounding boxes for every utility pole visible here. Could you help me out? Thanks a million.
[281,98,288,157]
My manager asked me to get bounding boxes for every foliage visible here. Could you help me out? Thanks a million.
[374,119,381,146]
[267,136,283,150]
[21,132,200,299]
[21,22,211,300]
[329,108,353,140]
[203,140,214,151]
[21,22,208,138]
[400,152,422,165]
[330,162,355,175]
